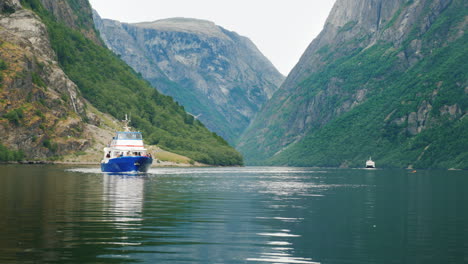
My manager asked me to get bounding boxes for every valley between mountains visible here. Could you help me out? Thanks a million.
[0,0,466,169]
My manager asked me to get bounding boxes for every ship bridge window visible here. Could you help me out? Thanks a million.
[117,132,142,140]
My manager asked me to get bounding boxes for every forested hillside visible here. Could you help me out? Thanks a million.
[6,0,242,165]
[238,0,467,169]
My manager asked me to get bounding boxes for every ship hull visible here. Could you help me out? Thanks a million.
[101,156,153,173]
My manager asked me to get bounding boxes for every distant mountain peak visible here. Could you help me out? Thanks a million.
[94,13,284,143]
[133,17,229,39]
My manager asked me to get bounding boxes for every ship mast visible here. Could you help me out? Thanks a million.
[122,114,131,132]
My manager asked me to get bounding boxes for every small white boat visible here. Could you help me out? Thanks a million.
[366,157,375,168]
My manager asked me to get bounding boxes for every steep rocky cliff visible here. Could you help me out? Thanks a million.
[238,0,467,169]
[0,0,96,159]
[93,14,284,143]
[40,0,101,44]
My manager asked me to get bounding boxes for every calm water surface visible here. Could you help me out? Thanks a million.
[0,165,467,263]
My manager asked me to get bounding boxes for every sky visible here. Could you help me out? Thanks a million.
[88,0,336,76]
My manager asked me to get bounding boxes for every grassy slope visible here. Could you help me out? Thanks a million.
[21,0,243,166]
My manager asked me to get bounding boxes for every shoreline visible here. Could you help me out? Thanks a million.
[1,160,208,167]
[0,161,462,170]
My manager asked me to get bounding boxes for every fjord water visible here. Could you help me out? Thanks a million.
[0,165,467,264]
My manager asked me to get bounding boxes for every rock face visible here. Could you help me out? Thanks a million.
[0,0,21,13]
[40,0,101,44]
[93,14,284,143]
[238,0,467,169]
[0,3,93,159]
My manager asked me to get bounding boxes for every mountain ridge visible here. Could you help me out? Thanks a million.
[133,17,230,39]
[93,14,284,143]
[238,0,467,169]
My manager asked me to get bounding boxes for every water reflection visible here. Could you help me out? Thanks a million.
[244,170,335,264]
[249,229,320,264]
[102,174,145,225]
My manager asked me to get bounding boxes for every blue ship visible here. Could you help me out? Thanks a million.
[101,115,153,173]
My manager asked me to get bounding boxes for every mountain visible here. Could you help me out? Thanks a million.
[0,0,243,166]
[238,0,467,169]
[93,14,284,144]
[0,0,96,160]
